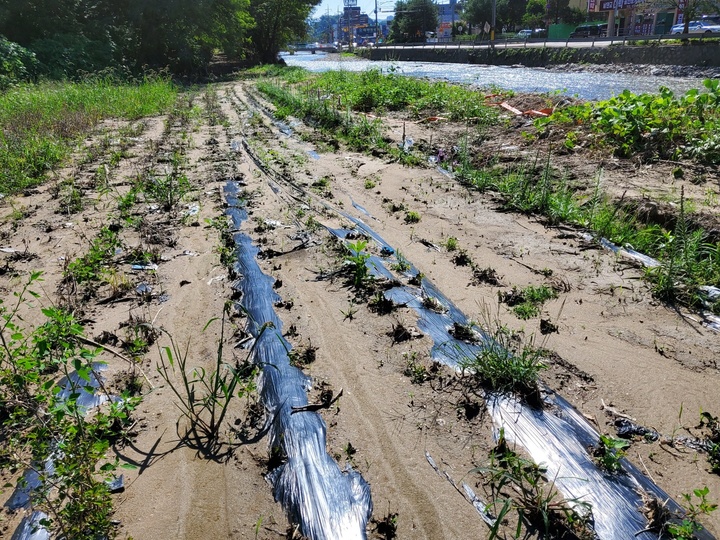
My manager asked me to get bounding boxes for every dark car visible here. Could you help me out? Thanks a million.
[570,24,607,38]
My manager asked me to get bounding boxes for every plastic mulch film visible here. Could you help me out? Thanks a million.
[224,181,372,540]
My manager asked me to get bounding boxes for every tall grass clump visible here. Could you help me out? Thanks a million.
[0,77,176,195]
[257,67,499,124]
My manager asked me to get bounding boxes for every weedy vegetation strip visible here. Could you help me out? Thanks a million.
[223,181,372,539]
[0,77,176,195]
[1,273,141,539]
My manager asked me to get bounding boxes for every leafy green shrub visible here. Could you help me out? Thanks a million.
[0,36,38,90]
[539,80,720,164]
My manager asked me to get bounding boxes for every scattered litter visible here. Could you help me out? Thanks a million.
[136,283,152,296]
[401,137,414,153]
[147,204,160,212]
[265,219,289,229]
[307,150,320,160]
[0,247,18,253]
[107,474,125,493]
[131,263,158,271]
[207,274,226,285]
[230,140,241,152]
[63,222,74,228]
[426,451,496,527]
[500,102,523,115]
[417,116,447,123]
[184,203,200,216]
[615,418,659,441]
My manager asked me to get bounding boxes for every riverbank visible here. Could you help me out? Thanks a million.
[363,41,720,72]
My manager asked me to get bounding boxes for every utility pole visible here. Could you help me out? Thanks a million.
[491,0,496,41]
[375,0,379,42]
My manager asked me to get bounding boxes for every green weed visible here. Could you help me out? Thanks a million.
[1,272,140,539]
[156,309,260,455]
[476,430,594,539]
[593,434,630,473]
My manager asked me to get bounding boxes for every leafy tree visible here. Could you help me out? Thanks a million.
[309,14,340,43]
[466,0,526,31]
[464,0,492,30]
[522,0,546,28]
[248,0,320,63]
[388,0,438,42]
[0,36,38,90]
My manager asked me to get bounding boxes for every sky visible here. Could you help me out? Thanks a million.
[311,0,395,21]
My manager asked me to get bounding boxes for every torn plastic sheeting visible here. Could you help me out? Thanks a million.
[7,363,109,513]
[590,235,662,268]
[488,393,714,540]
[384,286,482,366]
[55,362,109,412]
[11,511,50,540]
[350,198,374,219]
[5,464,49,510]
[225,181,372,539]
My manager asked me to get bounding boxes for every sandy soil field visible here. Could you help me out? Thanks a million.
[1,75,719,539]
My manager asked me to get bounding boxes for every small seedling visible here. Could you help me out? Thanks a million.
[391,250,411,273]
[341,302,358,321]
[404,210,421,223]
[422,294,447,313]
[444,236,459,252]
[594,434,630,474]
[344,239,371,288]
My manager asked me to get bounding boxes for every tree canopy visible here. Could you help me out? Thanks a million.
[388,0,439,42]
[0,0,315,80]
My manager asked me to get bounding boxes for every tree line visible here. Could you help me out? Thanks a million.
[0,0,319,86]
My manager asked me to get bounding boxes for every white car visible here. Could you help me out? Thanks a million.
[671,20,720,34]
[517,29,532,38]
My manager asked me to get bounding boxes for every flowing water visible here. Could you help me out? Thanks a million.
[282,52,705,100]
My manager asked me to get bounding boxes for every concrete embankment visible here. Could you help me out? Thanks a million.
[363,42,720,68]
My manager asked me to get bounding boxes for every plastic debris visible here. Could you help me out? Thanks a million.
[10,511,50,540]
[184,203,200,216]
[224,181,372,539]
[131,263,158,271]
[107,474,125,493]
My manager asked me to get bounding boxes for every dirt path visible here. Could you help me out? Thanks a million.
[1,77,719,539]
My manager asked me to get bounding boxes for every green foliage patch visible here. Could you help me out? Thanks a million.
[0,78,176,195]
[537,80,720,164]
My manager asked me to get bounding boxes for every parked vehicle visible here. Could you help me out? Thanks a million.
[517,28,547,39]
[671,20,720,34]
[570,24,607,38]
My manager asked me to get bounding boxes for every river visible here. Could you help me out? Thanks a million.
[281,51,705,100]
